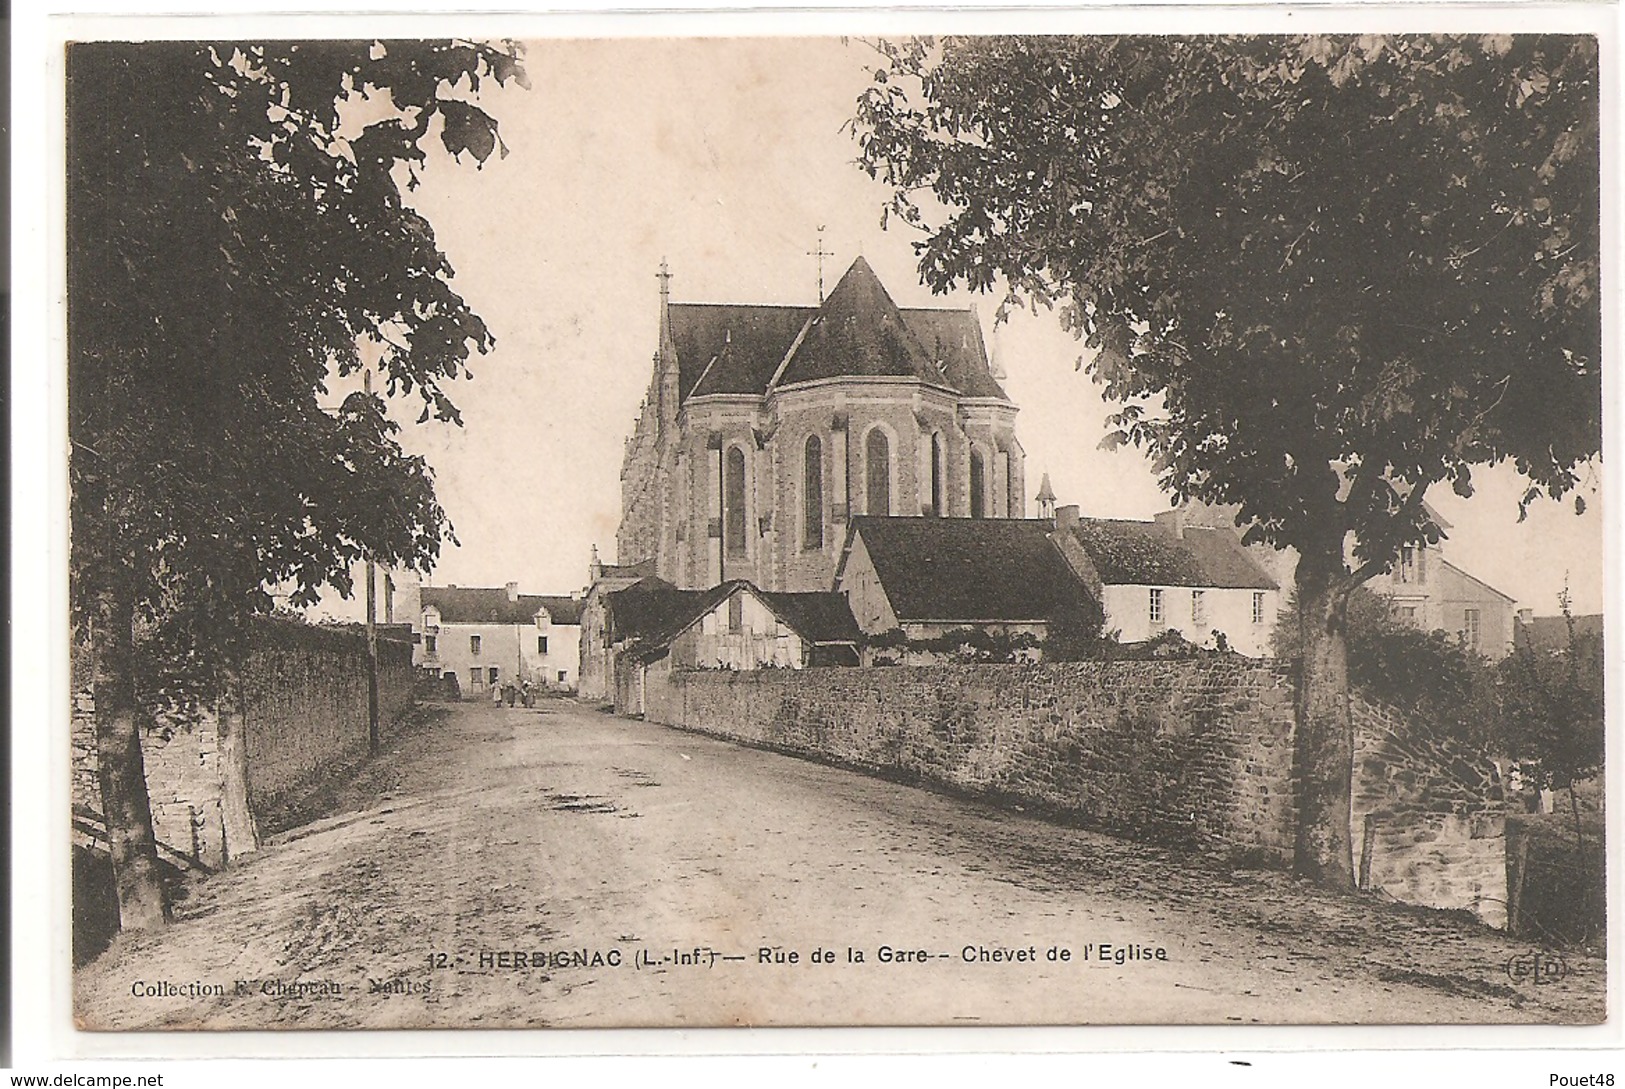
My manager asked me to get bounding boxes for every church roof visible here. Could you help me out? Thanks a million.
[844,517,1101,624]
[773,257,944,388]
[673,304,810,399]
[667,258,1009,403]
[1065,519,1278,590]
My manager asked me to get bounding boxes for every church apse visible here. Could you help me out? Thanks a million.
[614,256,1026,594]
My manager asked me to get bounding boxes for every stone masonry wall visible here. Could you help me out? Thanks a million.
[1351,698,1509,928]
[240,622,415,817]
[647,661,1300,856]
[72,620,415,869]
[646,661,1510,924]
[71,688,226,869]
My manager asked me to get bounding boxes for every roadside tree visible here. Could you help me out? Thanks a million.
[68,39,526,928]
[854,35,1600,885]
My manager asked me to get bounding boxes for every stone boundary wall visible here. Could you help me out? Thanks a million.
[647,661,1300,856]
[1351,699,1510,928]
[645,661,1509,924]
[72,619,415,869]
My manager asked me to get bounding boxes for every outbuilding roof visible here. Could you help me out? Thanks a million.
[758,590,862,645]
[606,579,860,658]
[842,517,1101,624]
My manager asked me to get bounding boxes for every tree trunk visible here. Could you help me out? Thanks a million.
[1292,556,1357,887]
[91,585,170,929]
[216,670,259,865]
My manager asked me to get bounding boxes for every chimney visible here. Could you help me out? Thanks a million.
[506,581,519,603]
[1154,508,1187,540]
[1055,504,1080,531]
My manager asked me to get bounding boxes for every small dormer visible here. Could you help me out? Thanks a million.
[535,608,551,631]
[422,606,441,632]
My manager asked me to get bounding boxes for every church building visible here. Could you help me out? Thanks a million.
[616,256,1026,593]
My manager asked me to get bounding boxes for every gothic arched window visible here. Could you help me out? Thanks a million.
[865,429,890,516]
[724,445,747,557]
[803,434,823,550]
[969,450,986,519]
[930,432,945,517]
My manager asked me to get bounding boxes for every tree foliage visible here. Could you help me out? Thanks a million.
[68,39,525,925]
[69,38,525,691]
[1497,609,1604,792]
[853,35,1600,885]
[1272,587,1502,749]
[856,35,1598,558]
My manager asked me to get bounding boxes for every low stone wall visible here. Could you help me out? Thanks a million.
[1352,700,1510,928]
[645,661,1509,924]
[72,619,416,868]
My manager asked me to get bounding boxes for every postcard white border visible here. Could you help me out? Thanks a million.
[12,0,1624,1075]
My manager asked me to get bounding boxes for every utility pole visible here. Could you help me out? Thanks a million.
[364,368,381,754]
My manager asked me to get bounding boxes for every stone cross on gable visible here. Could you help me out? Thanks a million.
[657,257,672,299]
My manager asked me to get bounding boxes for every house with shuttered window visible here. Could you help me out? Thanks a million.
[415,583,584,695]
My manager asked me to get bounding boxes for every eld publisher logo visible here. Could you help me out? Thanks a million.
[1505,951,1568,985]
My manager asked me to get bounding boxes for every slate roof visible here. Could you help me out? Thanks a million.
[595,559,658,581]
[673,304,810,399]
[758,591,861,645]
[668,258,1009,403]
[1065,520,1278,590]
[608,579,860,656]
[774,257,942,388]
[900,307,1008,400]
[603,578,727,647]
[1515,613,1603,654]
[531,595,585,626]
[421,586,586,625]
[845,517,1101,624]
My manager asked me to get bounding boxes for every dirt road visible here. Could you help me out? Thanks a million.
[74,697,1604,1029]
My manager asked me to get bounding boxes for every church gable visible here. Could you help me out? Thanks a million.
[773,256,943,389]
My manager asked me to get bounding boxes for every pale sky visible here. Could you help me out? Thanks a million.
[320,36,1603,618]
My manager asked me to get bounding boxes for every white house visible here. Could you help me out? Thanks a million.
[415,583,584,696]
[1052,506,1281,657]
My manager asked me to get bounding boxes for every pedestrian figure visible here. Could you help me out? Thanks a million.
[491,681,502,706]
[521,680,533,708]
[505,682,518,707]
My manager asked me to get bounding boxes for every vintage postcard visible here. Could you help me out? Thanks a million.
[45,12,1616,1046]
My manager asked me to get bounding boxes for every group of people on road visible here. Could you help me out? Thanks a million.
[492,679,535,708]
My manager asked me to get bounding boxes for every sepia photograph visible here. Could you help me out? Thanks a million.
[52,23,1610,1037]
